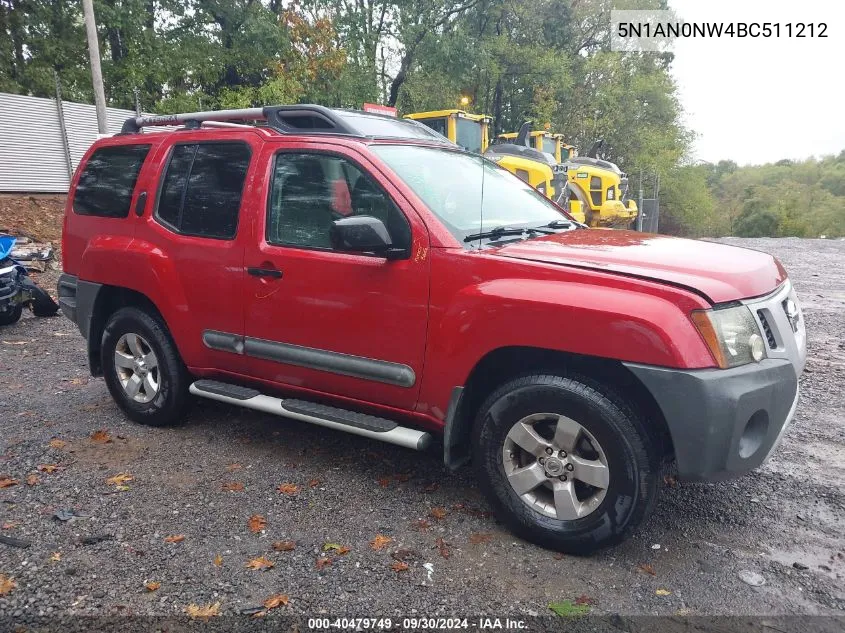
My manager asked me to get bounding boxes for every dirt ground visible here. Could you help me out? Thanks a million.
[0,208,843,623]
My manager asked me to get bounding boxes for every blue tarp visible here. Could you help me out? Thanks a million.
[0,235,16,260]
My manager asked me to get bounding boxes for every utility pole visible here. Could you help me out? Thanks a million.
[636,170,644,232]
[82,0,108,134]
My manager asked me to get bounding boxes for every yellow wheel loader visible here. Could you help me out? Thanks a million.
[498,131,638,228]
[563,140,638,228]
[404,110,492,154]
[406,112,579,220]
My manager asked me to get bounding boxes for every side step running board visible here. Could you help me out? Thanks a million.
[189,380,432,451]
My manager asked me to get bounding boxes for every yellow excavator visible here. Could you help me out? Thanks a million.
[405,110,581,221]
[498,131,637,227]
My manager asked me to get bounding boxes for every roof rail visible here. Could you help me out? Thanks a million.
[121,104,361,136]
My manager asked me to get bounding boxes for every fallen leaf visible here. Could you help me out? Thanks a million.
[245,556,274,571]
[164,535,185,543]
[435,537,450,559]
[316,556,333,570]
[248,515,267,533]
[553,553,565,560]
[423,483,439,493]
[272,540,296,552]
[90,429,112,444]
[549,600,590,616]
[225,463,242,472]
[663,474,677,487]
[50,552,62,562]
[323,543,351,555]
[308,478,321,488]
[574,595,597,606]
[69,377,86,385]
[222,482,244,492]
[655,589,672,596]
[185,602,221,621]
[26,474,39,486]
[49,439,67,450]
[145,581,161,592]
[391,561,409,572]
[469,532,493,545]
[277,483,298,496]
[37,464,59,473]
[415,519,431,531]
[430,507,447,520]
[263,594,289,610]
[106,472,133,486]
[1,522,18,530]
[638,563,656,576]
[213,554,223,566]
[377,476,391,488]
[370,534,392,550]
[0,575,16,596]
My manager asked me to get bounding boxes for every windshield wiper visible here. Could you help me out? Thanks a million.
[540,219,574,229]
[463,226,545,243]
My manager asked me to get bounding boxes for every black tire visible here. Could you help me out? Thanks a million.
[101,306,190,426]
[472,373,659,554]
[0,304,23,326]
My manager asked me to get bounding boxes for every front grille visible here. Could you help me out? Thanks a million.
[757,310,777,349]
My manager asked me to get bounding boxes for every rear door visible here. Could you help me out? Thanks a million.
[133,131,260,371]
[240,141,430,410]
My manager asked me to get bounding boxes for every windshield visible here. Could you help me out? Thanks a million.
[415,117,447,138]
[455,118,483,153]
[371,144,571,245]
[542,137,557,155]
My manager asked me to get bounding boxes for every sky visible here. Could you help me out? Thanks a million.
[666,0,845,166]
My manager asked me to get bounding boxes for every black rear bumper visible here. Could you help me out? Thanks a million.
[624,359,799,481]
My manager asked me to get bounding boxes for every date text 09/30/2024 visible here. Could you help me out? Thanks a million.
[307,618,528,630]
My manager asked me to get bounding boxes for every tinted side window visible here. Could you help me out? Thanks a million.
[157,145,194,228]
[267,153,411,251]
[155,142,250,239]
[73,145,151,217]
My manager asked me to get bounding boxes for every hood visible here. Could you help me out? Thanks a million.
[493,230,787,304]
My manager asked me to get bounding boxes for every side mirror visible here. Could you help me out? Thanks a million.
[330,215,400,258]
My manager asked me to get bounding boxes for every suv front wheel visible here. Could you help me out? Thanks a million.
[472,373,659,554]
[101,307,190,426]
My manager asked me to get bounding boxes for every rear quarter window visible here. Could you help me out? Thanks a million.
[73,145,151,217]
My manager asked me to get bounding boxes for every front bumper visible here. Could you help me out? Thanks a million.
[625,359,799,481]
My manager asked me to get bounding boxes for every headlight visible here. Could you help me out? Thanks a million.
[691,305,766,368]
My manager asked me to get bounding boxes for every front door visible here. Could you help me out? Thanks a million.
[241,143,430,411]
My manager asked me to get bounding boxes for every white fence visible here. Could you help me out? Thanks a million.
[0,92,141,193]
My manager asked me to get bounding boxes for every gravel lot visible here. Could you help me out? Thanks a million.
[0,237,843,622]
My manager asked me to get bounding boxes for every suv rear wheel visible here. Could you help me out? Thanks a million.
[472,373,659,554]
[101,307,190,426]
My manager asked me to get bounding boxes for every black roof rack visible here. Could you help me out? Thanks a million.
[120,104,454,146]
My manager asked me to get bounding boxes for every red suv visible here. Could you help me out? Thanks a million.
[59,105,806,553]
